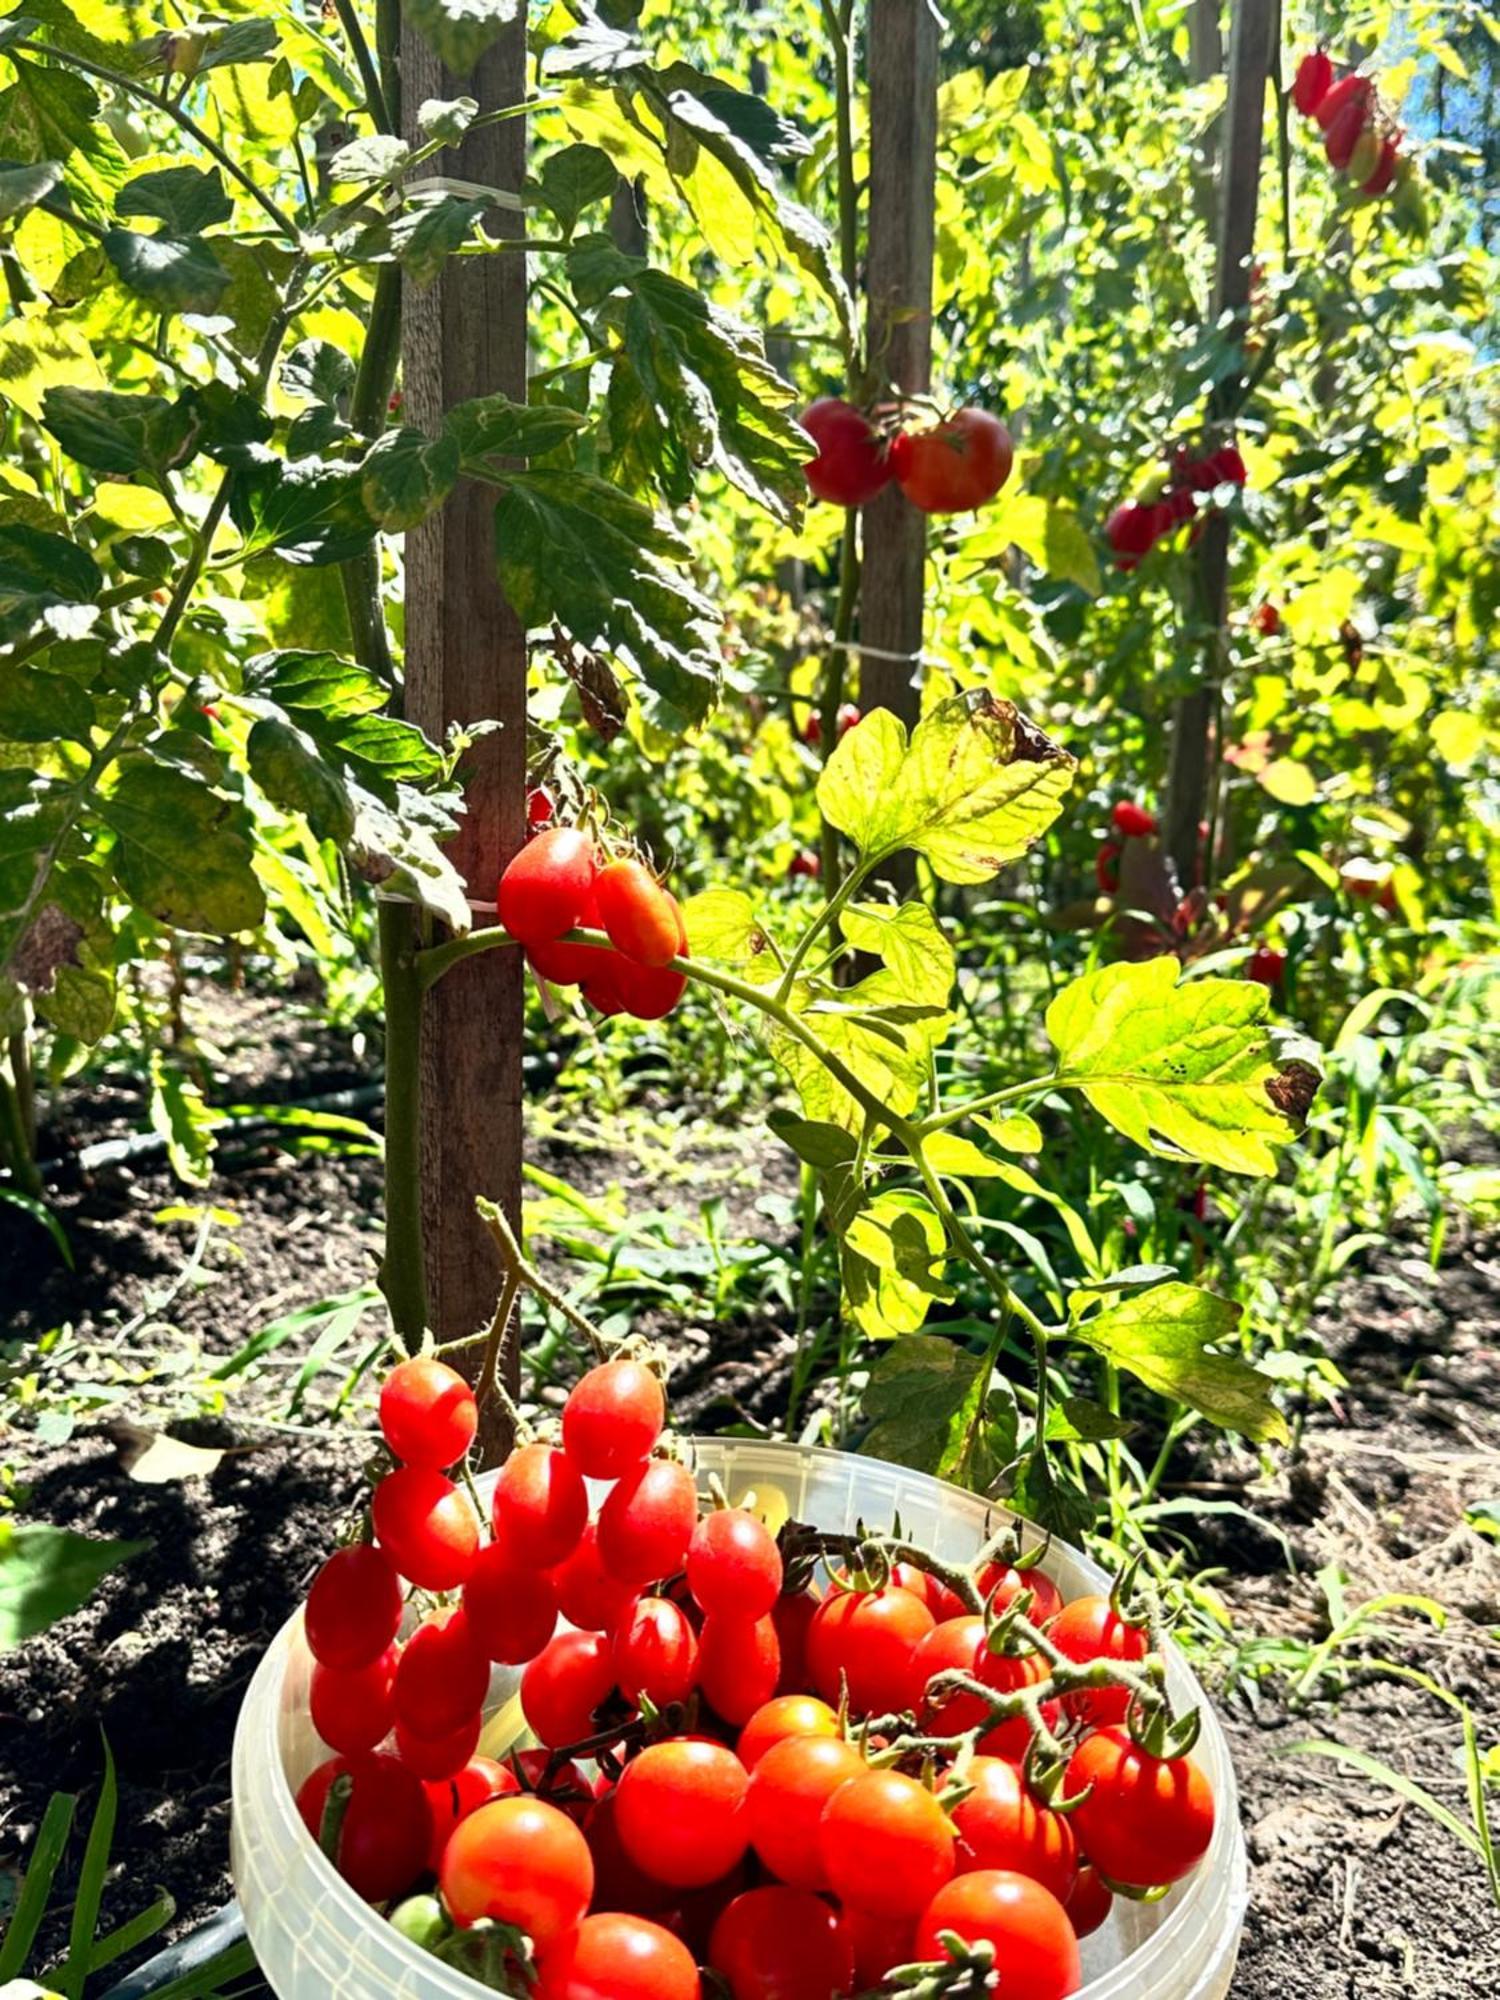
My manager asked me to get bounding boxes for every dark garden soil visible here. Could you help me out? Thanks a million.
[2,996,1498,1995]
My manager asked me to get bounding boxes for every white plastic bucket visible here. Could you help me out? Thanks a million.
[232,1438,1247,1999]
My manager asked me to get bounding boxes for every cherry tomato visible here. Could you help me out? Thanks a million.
[296,1751,430,1902]
[1361,134,1400,196]
[1064,1727,1215,1887]
[893,1562,967,1623]
[529,883,615,989]
[736,1694,838,1771]
[499,826,598,945]
[1105,502,1164,569]
[595,860,683,969]
[552,1520,636,1635]
[527,786,555,830]
[910,1616,992,1732]
[1111,800,1157,839]
[1064,1864,1113,1939]
[379,1357,477,1470]
[1047,1595,1149,1728]
[563,1359,666,1480]
[1251,602,1281,636]
[818,1769,955,1917]
[423,1755,517,1872]
[800,398,892,508]
[492,1442,588,1569]
[614,1595,701,1709]
[1315,71,1373,132]
[950,1756,1078,1903]
[805,1585,934,1715]
[697,1612,780,1725]
[746,1733,865,1890]
[598,1459,698,1588]
[687,1509,784,1620]
[836,702,861,738]
[396,1709,482,1780]
[913,1870,1081,2000]
[1246,944,1285,987]
[463,1540,560,1663]
[614,1739,750,1888]
[309,1644,397,1755]
[709,1885,855,2000]
[304,1544,403,1671]
[787,849,821,882]
[539,1912,701,2000]
[1094,840,1122,893]
[843,1907,916,1987]
[1324,89,1374,170]
[977,1561,1063,1627]
[441,1795,593,1942]
[393,1608,490,1737]
[522,1629,617,1748]
[608,950,689,1023]
[373,1466,479,1591]
[586,1783,678,1916]
[891,409,1012,514]
[1292,48,1333,117]
[772,1588,821,1693]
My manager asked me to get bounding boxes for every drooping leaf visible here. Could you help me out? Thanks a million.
[346,784,470,931]
[246,717,355,843]
[819,692,1075,882]
[99,759,265,936]
[1047,956,1319,1177]
[0,523,101,644]
[403,0,521,75]
[0,1520,147,1649]
[843,1189,953,1340]
[418,96,479,144]
[41,386,195,476]
[231,454,377,567]
[860,1333,987,1474]
[282,339,355,406]
[0,662,94,743]
[103,226,228,313]
[535,142,618,234]
[1069,1281,1289,1443]
[0,156,61,220]
[115,164,231,234]
[329,132,410,182]
[147,1050,216,1186]
[447,391,588,466]
[387,192,488,285]
[359,424,460,532]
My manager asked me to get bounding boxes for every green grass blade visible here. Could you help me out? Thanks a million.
[1280,1738,1480,1856]
[129,1935,263,1999]
[66,1891,174,1977]
[0,1790,77,1981]
[57,1736,117,1997]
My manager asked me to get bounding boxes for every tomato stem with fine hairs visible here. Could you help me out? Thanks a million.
[378,901,429,1350]
[475,1194,610,1364]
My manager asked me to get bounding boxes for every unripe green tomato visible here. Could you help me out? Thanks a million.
[389,1892,452,1951]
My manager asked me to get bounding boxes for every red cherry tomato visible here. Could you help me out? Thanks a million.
[913,1870,1081,2000]
[687,1509,784,1620]
[499,827,598,945]
[441,1795,593,1942]
[393,1609,490,1737]
[423,1755,518,1872]
[977,1561,1063,1626]
[563,1359,666,1480]
[1111,800,1158,839]
[527,786,555,831]
[805,1585,935,1716]
[614,1739,750,1888]
[1361,133,1400,196]
[614,1595,701,1709]
[606,950,689,1023]
[304,1545,403,1671]
[745,1732,865,1890]
[296,1751,430,1902]
[463,1540,560,1664]
[843,1906,916,1987]
[800,398,892,508]
[787,849,821,882]
[1251,602,1281,636]
[492,1442,588,1569]
[372,1467,478,1591]
[910,1616,992,1732]
[1094,841,1122,894]
[309,1644,397,1755]
[598,1458,698,1588]
[835,702,861,737]
[529,883,615,990]
[1063,1727,1215,1887]
[697,1612,780,1725]
[552,1520,636,1635]
[975,1646,1062,1761]
[709,1885,855,2000]
[585,1783,678,1915]
[1292,48,1333,117]
[594,860,683,969]
[1315,71,1373,132]
[893,1562,967,1623]
[379,1357,477,1470]
[1246,944,1285,987]
[1105,502,1162,569]
[736,1694,838,1771]
[818,1768,955,1916]
[1064,1864,1113,1939]
[950,1756,1078,1903]
[521,1629,618,1749]
[891,409,1013,514]
[539,1912,702,2000]
[396,1710,482,1781]
[772,1588,822,1694]
[1047,1596,1149,1728]
[1324,89,1374,170]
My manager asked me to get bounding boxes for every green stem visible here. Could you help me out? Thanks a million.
[9,1030,34,1156]
[775,856,869,1004]
[0,1065,40,1197]
[817,517,862,898]
[418,924,519,992]
[475,1195,609,1363]
[332,0,392,132]
[378,900,428,1348]
[916,1076,1052,1137]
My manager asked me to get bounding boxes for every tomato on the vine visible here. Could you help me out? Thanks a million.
[563,1358,666,1479]
[1063,1727,1215,1887]
[1110,800,1157,839]
[492,1441,588,1569]
[736,1693,838,1770]
[373,1467,479,1590]
[949,1755,1078,1903]
[977,1560,1063,1627]
[506,1748,597,1824]
[614,1595,701,1709]
[800,398,893,508]
[912,1869,1081,2000]
[805,1583,935,1715]
[745,1732,865,1889]
[296,1752,430,1903]
[893,1562,967,1623]
[378,1356,477,1470]
[594,859,683,969]
[552,1520,636,1635]
[975,1645,1061,1761]
[304,1544,403,1672]
[842,1907,916,1988]
[708,1885,855,2000]
[521,1629,617,1749]
[890,409,1013,514]
[1292,48,1333,117]
[440,1795,594,1942]
[1047,1595,1149,1727]
[686,1508,783,1620]
[499,826,598,945]
[529,884,613,989]
[614,1739,750,1888]
[697,1611,780,1724]
[1064,1864,1113,1939]
[395,1710,482,1781]
[597,1458,698,1588]
[423,1755,517,1873]
[393,1609,490,1737]
[539,1912,701,2000]
[309,1644,397,1755]
[817,1768,955,1916]
[463,1540,560,1664]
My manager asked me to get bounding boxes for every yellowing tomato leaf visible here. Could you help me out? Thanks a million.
[1069,1282,1289,1444]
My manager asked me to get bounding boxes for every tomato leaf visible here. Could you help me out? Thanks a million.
[98,758,266,936]
[679,887,771,967]
[115,164,231,234]
[1069,1281,1289,1444]
[404,0,521,74]
[359,424,460,532]
[103,227,228,313]
[860,1333,988,1473]
[0,1520,147,1649]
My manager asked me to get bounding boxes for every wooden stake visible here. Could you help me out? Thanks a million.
[400,22,528,1453]
[1164,0,1275,891]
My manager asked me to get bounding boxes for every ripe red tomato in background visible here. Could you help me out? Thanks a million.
[1047,1596,1149,1727]
[440,1794,594,1941]
[309,1644,397,1755]
[843,1906,916,1988]
[373,1467,479,1591]
[423,1755,518,1872]
[499,826,598,945]
[1064,1727,1216,1887]
[1111,800,1158,839]
[800,398,893,507]
[787,849,822,881]
[395,1710,482,1781]
[892,1563,967,1623]
[697,1611,780,1724]
[304,1544,404,1672]
[552,1521,635,1635]
[563,1358,666,1479]
[1064,1864,1113,1939]
[296,1751,430,1903]
[614,1595,701,1709]
[891,408,1013,513]
[598,1458,698,1587]
[818,1768,955,1916]
[614,1739,751,1888]
[977,1560,1063,1626]
[492,1442,588,1568]
[913,1869,1081,2000]
[1292,48,1333,117]
[687,1508,784,1620]
[709,1885,855,2000]
[1247,944,1286,987]
[393,1609,490,1737]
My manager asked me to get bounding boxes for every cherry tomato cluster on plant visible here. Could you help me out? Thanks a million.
[800,398,1014,515]
[498,826,688,1022]
[1106,444,1247,572]
[1094,798,1157,894]
[1293,52,1412,205]
[290,1349,1220,1999]
[801,702,861,748]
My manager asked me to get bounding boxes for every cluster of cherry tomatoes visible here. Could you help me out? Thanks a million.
[1093,798,1158,895]
[801,399,1014,516]
[498,824,688,1021]
[291,1351,1218,2000]
[1293,53,1405,198]
[1106,443,1248,572]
